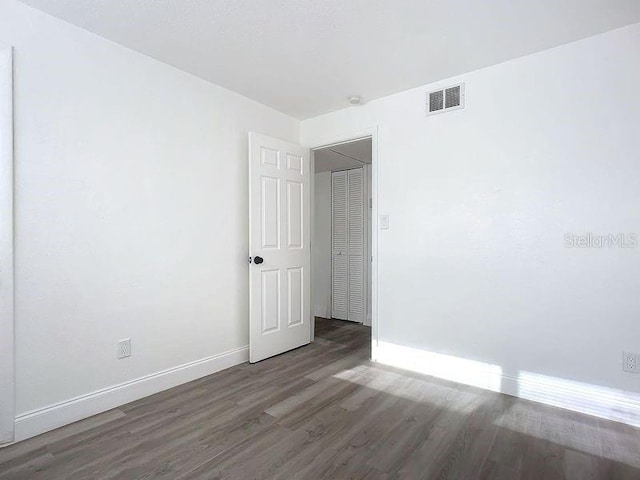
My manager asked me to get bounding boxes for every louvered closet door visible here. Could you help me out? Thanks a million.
[331,171,348,320]
[331,168,365,323]
[347,168,365,322]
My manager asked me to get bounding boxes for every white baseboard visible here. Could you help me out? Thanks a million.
[374,341,640,428]
[14,345,249,442]
[314,305,330,318]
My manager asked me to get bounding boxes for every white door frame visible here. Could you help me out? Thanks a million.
[308,127,379,358]
[0,44,14,445]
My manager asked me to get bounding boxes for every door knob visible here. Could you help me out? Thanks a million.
[253,256,264,265]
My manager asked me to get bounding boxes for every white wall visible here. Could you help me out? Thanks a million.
[5,0,640,438]
[313,172,332,318]
[302,23,640,420]
[0,0,299,439]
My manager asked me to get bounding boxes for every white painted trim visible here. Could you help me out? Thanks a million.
[376,341,640,428]
[308,127,379,359]
[0,44,14,446]
[363,164,372,329]
[13,346,249,442]
[310,150,315,342]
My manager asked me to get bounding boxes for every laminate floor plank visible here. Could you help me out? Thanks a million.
[1,318,639,479]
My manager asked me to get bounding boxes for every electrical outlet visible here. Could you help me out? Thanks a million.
[623,351,638,373]
[118,338,131,359]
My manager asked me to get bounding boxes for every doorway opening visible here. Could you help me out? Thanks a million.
[247,129,377,364]
[311,137,374,345]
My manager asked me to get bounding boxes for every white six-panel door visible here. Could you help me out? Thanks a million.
[249,132,311,363]
[332,168,365,323]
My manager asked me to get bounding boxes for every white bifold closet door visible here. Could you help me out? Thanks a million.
[331,168,365,322]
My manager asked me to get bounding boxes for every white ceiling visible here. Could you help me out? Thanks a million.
[19,0,640,119]
[315,138,371,173]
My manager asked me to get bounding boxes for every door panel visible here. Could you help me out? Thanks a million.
[287,267,304,326]
[348,254,365,322]
[286,181,303,248]
[331,171,348,320]
[287,153,303,174]
[332,254,348,319]
[261,269,281,334]
[261,176,280,249]
[347,168,365,322]
[331,168,365,323]
[249,132,310,362]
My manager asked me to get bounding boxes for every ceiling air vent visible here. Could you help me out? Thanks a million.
[426,83,465,116]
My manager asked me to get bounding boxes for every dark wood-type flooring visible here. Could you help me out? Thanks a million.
[1,318,639,479]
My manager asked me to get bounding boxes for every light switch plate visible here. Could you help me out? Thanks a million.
[380,214,390,230]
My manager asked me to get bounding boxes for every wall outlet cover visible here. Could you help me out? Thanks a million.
[623,351,638,373]
[118,338,131,359]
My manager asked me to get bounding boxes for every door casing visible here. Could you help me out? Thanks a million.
[0,43,14,445]
[308,127,379,359]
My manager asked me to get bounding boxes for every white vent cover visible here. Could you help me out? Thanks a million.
[426,83,465,115]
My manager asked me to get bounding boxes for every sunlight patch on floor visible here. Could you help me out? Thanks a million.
[374,341,504,393]
[332,363,484,414]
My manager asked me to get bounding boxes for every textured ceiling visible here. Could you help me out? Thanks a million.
[19,0,640,119]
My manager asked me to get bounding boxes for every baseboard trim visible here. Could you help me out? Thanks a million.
[14,345,249,442]
[374,341,640,428]
[314,305,329,318]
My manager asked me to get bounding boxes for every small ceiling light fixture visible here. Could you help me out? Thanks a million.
[348,95,362,106]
